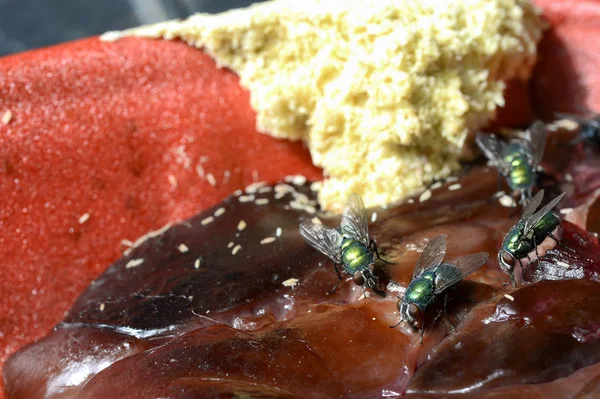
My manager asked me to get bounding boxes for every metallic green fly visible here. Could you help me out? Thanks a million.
[476,121,547,205]
[392,234,488,339]
[498,189,566,287]
[299,193,389,295]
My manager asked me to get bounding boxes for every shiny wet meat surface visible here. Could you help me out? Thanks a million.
[5,127,600,398]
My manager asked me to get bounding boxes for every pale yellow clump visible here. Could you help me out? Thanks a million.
[103,0,544,212]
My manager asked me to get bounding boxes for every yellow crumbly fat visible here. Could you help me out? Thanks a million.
[103,0,544,212]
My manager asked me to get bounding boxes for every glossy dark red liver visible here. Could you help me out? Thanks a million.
[5,125,600,397]
[3,0,600,397]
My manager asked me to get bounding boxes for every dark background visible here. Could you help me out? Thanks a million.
[0,0,260,56]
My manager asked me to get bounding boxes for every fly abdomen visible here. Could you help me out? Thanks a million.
[340,238,372,272]
[506,153,534,190]
[533,211,561,242]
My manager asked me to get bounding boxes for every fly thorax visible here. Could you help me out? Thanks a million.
[506,226,532,259]
[340,238,372,272]
[405,277,435,307]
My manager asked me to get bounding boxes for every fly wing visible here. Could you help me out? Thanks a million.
[412,234,447,278]
[475,133,510,174]
[434,252,489,294]
[299,222,343,264]
[521,189,545,219]
[523,191,566,235]
[524,121,547,167]
[340,193,370,246]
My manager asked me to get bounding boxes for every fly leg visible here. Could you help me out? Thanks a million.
[328,263,343,295]
[370,239,394,264]
[389,318,403,329]
[548,231,574,252]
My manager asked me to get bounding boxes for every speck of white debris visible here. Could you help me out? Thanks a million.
[228,241,234,248]
[258,186,273,193]
[559,208,573,215]
[499,195,516,207]
[126,258,145,269]
[234,189,243,196]
[78,213,90,224]
[121,239,134,248]
[196,164,205,178]
[407,199,415,204]
[2,110,13,125]
[206,310,210,314]
[310,181,322,192]
[565,173,574,182]
[430,181,443,190]
[255,198,269,205]
[419,189,432,203]
[284,174,308,186]
[448,183,462,191]
[100,30,122,41]
[261,237,276,244]
[556,260,571,269]
[194,258,201,269]
[504,294,515,301]
[124,222,172,255]
[99,303,105,311]
[304,205,317,213]
[554,118,579,131]
[239,195,255,203]
[275,183,295,193]
[201,216,215,225]
[168,175,178,188]
[311,217,322,225]
[308,309,312,313]
[276,227,282,237]
[174,145,192,170]
[232,244,242,255]
[206,173,217,187]
[371,212,378,223]
[372,317,377,321]
[178,244,189,253]
[237,220,247,231]
[245,181,267,193]
[282,278,299,287]
[214,207,226,217]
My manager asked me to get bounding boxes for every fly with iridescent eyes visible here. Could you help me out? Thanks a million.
[392,234,488,340]
[498,189,566,287]
[299,193,390,295]
[476,121,547,205]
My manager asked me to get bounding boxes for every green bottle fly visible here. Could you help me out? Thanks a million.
[498,190,566,286]
[476,121,547,204]
[393,234,488,338]
[299,193,390,295]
